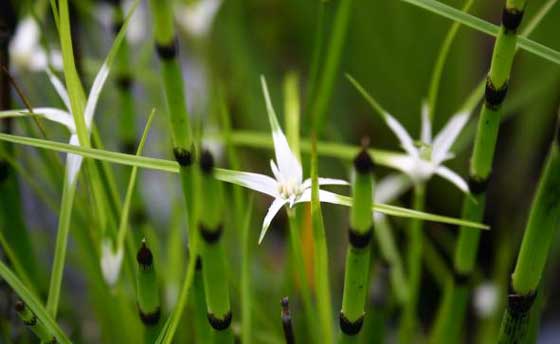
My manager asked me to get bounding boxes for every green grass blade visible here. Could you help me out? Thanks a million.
[0,260,71,343]
[400,0,560,66]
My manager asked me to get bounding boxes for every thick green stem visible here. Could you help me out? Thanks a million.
[435,0,528,338]
[136,239,161,342]
[339,148,374,342]
[496,134,560,343]
[198,151,233,342]
[399,183,425,343]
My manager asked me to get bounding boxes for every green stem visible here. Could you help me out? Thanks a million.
[15,300,56,343]
[433,0,529,339]
[136,239,162,341]
[198,151,233,342]
[309,0,352,135]
[287,209,316,343]
[339,148,374,342]
[399,183,425,343]
[497,131,560,343]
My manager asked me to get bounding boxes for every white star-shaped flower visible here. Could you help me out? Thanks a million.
[9,16,63,72]
[381,103,470,193]
[216,76,348,244]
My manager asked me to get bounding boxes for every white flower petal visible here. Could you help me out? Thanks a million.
[66,134,84,185]
[301,177,349,190]
[9,17,40,64]
[28,50,48,71]
[385,112,418,158]
[432,111,469,164]
[259,198,288,244]
[46,68,72,110]
[379,153,417,176]
[100,238,124,286]
[375,174,412,204]
[420,102,432,144]
[48,50,64,71]
[84,63,110,129]
[435,165,469,193]
[176,0,223,37]
[32,108,75,132]
[270,160,282,182]
[296,189,351,207]
[214,168,278,198]
[260,76,302,184]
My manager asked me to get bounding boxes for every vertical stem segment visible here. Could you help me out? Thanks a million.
[497,127,560,343]
[198,151,233,341]
[433,0,528,339]
[339,147,375,341]
[281,297,295,344]
[136,239,161,326]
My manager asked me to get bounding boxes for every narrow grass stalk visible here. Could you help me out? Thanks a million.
[339,147,374,341]
[309,0,352,135]
[310,136,334,344]
[287,209,316,342]
[496,124,560,343]
[0,1,40,288]
[192,257,213,343]
[399,183,425,343]
[431,0,529,341]
[198,150,233,342]
[136,239,161,341]
[240,197,254,344]
[281,297,295,344]
[14,300,56,343]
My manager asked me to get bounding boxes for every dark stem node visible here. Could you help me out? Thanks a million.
[502,7,524,33]
[507,288,537,318]
[485,78,509,110]
[199,224,223,244]
[139,307,161,326]
[348,227,373,249]
[173,147,193,167]
[280,297,295,344]
[199,149,214,174]
[339,311,364,336]
[468,175,490,195]
[155,38,178,60]
[207,310,232,331]
[353,148,374,174]
[136,240,153,268]
[116,75,133,91]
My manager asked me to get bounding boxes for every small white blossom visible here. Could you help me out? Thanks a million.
[176,0,223,37]
[474,282,499,318]
[215,76,348,244]
[100,238,124,286]
[381,103,470,193]
[9,16,63,72]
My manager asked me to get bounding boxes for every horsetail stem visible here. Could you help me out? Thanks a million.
[281,297,295,344]
[109,0,136,153]
[192,257,213,343]
[496,120,560,343]
[339,146,375,340]
[432,0,528,340]
[14,300,57,343]
[198,150,233,340]
[136,239,161,326]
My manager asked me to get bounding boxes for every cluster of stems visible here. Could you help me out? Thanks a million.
[432,0,528,340]
[339,147,375,341]
[496,121,560,342]
[198,150,233,341]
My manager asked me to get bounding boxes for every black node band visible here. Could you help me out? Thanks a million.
[139,307,161,326]
[468,175,490,195]
[502,7,524,33]
[353,149,375,174]
[454,271,471,286]
[195,256,202,271]
[121,140,136,155]
[507,288,536,318]
[173,147,193,166]
[200,224,224,244]
[112,21,123,35]
[208,311,232,330]
[155,39,178,60]
[348,227,373,249]
[116,75,132,90]
[23,316,37,327]
[485,78,508,110]
[339,312,364,336]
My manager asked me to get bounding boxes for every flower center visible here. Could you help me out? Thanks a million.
[278,179,301,200]
[418,143,432,161]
